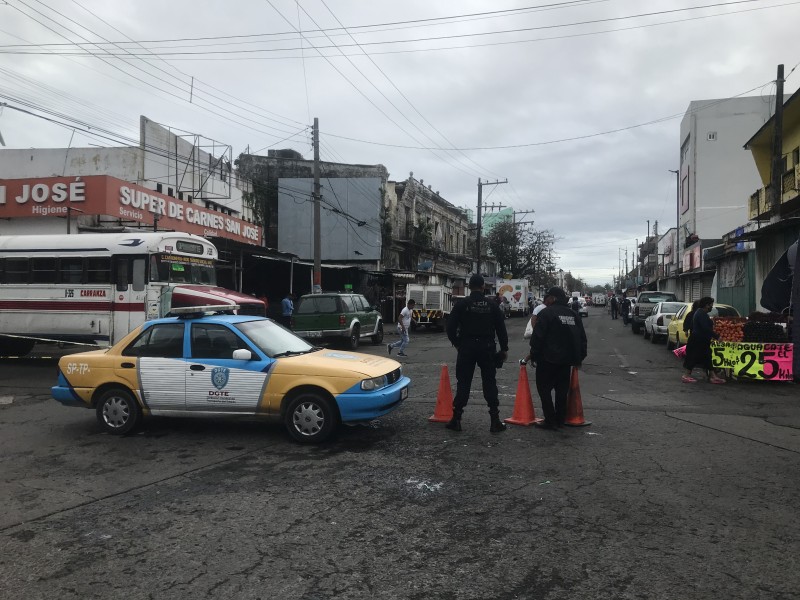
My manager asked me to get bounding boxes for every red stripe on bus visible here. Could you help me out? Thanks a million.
[0,301,145,311]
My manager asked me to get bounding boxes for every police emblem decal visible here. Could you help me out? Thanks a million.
[211,367,230,390]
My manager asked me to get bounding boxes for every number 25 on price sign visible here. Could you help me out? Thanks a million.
[735,344,792,381]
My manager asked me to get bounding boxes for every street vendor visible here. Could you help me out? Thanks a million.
[682,297,726,385]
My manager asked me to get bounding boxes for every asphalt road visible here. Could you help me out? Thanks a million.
[1,307,799,600]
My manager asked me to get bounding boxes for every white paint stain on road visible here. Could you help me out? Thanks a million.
[406,478,443,493]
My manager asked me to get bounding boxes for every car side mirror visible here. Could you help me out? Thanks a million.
[232,349,252,361]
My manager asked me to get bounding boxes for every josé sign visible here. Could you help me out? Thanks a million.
[0,175,261,245]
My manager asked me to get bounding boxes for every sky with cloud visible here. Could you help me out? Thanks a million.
[1,0,798,284]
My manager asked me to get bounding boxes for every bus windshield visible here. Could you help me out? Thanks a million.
[150,254,217,285]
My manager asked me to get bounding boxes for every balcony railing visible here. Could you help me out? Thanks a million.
[749,187,769,220]
[783,164,799,201]
[748,165,800,220]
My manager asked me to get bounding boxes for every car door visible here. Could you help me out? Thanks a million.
[185,323,272,414]
[123,323,187,411]
[356,295,377,333]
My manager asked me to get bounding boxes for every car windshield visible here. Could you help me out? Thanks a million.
[661,302,684,314]
[710,306,740,318]
[640,294,676,304]
[150,254,216,285]
[296,296,339,314]
[234,320,316,357]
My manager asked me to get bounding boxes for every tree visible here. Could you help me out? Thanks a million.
[485,219,516,274]
[484,221,556,282]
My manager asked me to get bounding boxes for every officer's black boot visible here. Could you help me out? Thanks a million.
[445,409,462,431]
[489,415,507,433]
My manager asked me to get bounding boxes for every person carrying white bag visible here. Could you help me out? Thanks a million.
[520,297,553,364]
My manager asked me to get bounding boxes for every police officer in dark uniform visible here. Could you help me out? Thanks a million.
[530,286,588,429]
[445,274,509,433]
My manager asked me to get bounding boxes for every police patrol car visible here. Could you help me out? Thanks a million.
[51,305,410,443]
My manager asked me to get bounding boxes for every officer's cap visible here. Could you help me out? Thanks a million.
[468,274,485,289]
[544,286,568,301]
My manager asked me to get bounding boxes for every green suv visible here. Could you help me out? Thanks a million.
[291,293,384,350]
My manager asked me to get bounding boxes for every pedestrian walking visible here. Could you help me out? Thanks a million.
[610,295,619,319]
[445,274,509,433]
[570,297,581,316]
[387,299,415,357]
[682,297,725,384]
[281,292,294,328]
[620,296,631,326]
[529,286,588,430]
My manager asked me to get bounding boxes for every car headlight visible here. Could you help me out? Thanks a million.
[360,376,386,391]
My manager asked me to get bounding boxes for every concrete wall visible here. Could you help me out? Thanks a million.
[0,147,142,180]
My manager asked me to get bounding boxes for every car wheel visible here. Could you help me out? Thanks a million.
[371,322,384,345]
[643,327,651,340]
[650,330,659,344]
[95,387,142,435]
[666,337,675,351]
[285,392,338,444]
[348,324,360,350]
[631,324,640,334]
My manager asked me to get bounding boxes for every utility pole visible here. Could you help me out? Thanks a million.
[669,169,680,273]
[625,248,628,285]
[512,209,534,276]
[475,178,507,274]
[769,64,785,220]
[312,118,321,294]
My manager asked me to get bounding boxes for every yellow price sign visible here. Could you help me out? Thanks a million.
[711,342,793,381]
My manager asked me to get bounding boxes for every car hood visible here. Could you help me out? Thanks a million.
[172,285,264,307]
[276,350,401,378]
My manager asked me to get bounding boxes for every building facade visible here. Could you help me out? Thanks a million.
[654,97,775,300]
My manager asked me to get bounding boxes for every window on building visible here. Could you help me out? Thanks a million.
[792,147,799,167]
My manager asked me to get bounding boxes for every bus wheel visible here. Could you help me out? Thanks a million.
[95,388,143,435]
[0,337,35,357]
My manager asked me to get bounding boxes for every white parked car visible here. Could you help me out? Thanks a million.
[643,301,685,344]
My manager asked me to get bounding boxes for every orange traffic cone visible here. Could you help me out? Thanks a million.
[564,367,591,427]
[428,365,454,423]
[504,365,543,426]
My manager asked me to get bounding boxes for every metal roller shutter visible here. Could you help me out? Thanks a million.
[702,278,713,298]
[692,279,702,299]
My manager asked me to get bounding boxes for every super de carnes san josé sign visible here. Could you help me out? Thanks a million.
[0,175,262,245]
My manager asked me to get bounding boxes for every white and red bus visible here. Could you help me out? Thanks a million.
[0,232,265,356]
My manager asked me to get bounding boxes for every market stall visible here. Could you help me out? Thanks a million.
[711,314,793,381]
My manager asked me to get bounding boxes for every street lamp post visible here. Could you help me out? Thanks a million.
[669,169,680,272]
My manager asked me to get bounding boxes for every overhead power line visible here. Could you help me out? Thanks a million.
[0,0,788,58]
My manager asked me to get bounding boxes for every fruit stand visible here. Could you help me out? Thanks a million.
[711,314,793,381]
